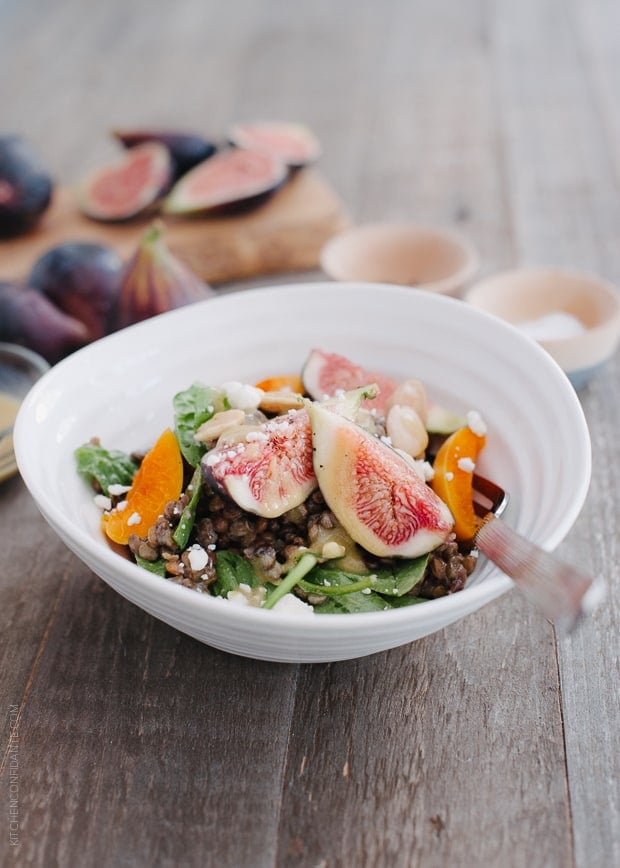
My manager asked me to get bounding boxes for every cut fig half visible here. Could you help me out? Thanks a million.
[78,142,173,222]
[302,349,398,415]
[202,409,317,518]
[162,147,288,216]
[228,121,322,168]
[112,129,217,179]
[307,401,454,558]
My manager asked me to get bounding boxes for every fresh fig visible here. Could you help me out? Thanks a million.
[0,282,88,363]
[202,408,317,518]
[114,221,215,329]
[112,129,217,178]
[0,135,53,237]
[307,401,454,558]
[302,349,398,414]
[162,147,288,216]
[228,121,321,168]
[77,142,172,222]
[28,242,123,341]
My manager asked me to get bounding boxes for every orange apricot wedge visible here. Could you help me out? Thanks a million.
[254,374,304,393]
[430,425,486,543]
[102,428,184,545]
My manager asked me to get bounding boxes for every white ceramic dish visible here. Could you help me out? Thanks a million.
[320,223,479,295]
[14,283,591,662]
[464,268,620,388]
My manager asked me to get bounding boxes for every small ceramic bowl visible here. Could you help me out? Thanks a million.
[464,268,620,388]
[0,343,50,483]
[320,223,480,295]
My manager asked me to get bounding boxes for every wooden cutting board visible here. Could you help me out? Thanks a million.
[0,169,350,285]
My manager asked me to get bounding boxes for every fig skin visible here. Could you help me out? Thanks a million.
[28,242,123,341]
[112,129,217,179]
[0,136,53,238]
[114,221,215,329]
[162,147,288,216]
[0,281,88,363]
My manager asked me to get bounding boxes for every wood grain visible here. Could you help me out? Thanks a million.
[0,170,350,284]
[1,1,619,866]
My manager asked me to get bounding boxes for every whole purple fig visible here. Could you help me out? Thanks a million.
[28,242,123,341]
[0,136,53,237]
[0,282,88,363]
[115,221,215,329]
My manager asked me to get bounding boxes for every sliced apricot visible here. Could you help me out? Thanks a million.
[430,425,486,543]
[254,374,304,393]
[102,428,183,545]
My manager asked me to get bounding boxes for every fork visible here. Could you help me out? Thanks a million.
[470,469,606,633]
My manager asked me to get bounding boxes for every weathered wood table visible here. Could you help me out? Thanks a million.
[1,1,618,866]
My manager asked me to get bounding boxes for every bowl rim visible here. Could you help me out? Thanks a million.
[13,282,592,636]
[0,341,51,377]
[320,222,480,292]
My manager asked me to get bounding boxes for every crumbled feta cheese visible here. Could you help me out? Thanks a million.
[187,544,209,572]
[94,494,112,511]
[221,381,263,410]
[467,409,487,437]
[457,457,476,473]
[445,471,454,481]
[271,593,315,616]
[246,430,268,442]
[361,587,372,595]
[127,511,141,526]
[380,435,393,446]
[415,460,435,481]
[116,499,128,512]
[108,483,131,497]
[227,583,267,608]
[321,540,346,560]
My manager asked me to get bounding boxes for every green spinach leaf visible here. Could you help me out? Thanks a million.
[75,442,139,495]
[173,465,203,549]
[134,555,167,577]
[173,383,228,467]
[212,550,259,597]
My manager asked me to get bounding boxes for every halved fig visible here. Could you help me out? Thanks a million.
[162,147,288,216]
[202,409,317,518]
[112,129,216,178]
[302,349,398,414]
[307,401,454,558]
[228,121,321,168]
[77,142,173,221]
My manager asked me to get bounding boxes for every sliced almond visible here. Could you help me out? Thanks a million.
[259,390,304,414]
[194,409,246,443]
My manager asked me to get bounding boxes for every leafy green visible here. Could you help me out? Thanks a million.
[370,555,430,597]
[75,442,139,495]
[173,383,228,467]
[172,466,203,549]
[134,555,167,577]
[212,550,260,597]
[261,552,319,610]
[313,590,426,614]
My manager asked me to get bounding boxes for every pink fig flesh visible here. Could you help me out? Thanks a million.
[228,121,321,168]
[307,401,454,558]
[202,409,317,518]
[302,349,398,414]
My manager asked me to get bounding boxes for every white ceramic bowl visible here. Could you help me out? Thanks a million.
[464,268,620,388]
[14,284,591,662]
[320,223,479,295]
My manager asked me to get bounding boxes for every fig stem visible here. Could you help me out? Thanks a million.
[262,551,318,610]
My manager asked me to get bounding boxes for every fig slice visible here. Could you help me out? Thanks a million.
[302,349,398,414]
[112,129,217,178]
[162,147,288,216]
[77,142,173,221]
[307,401,454,558]
[228,121,321,168]
[202,409,317,518]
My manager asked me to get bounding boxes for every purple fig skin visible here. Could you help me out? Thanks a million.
[28,242,123,341]
[0,135,53,238]
[0,282,89,364]
[114,221,215,330]
[112,129,217,179]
